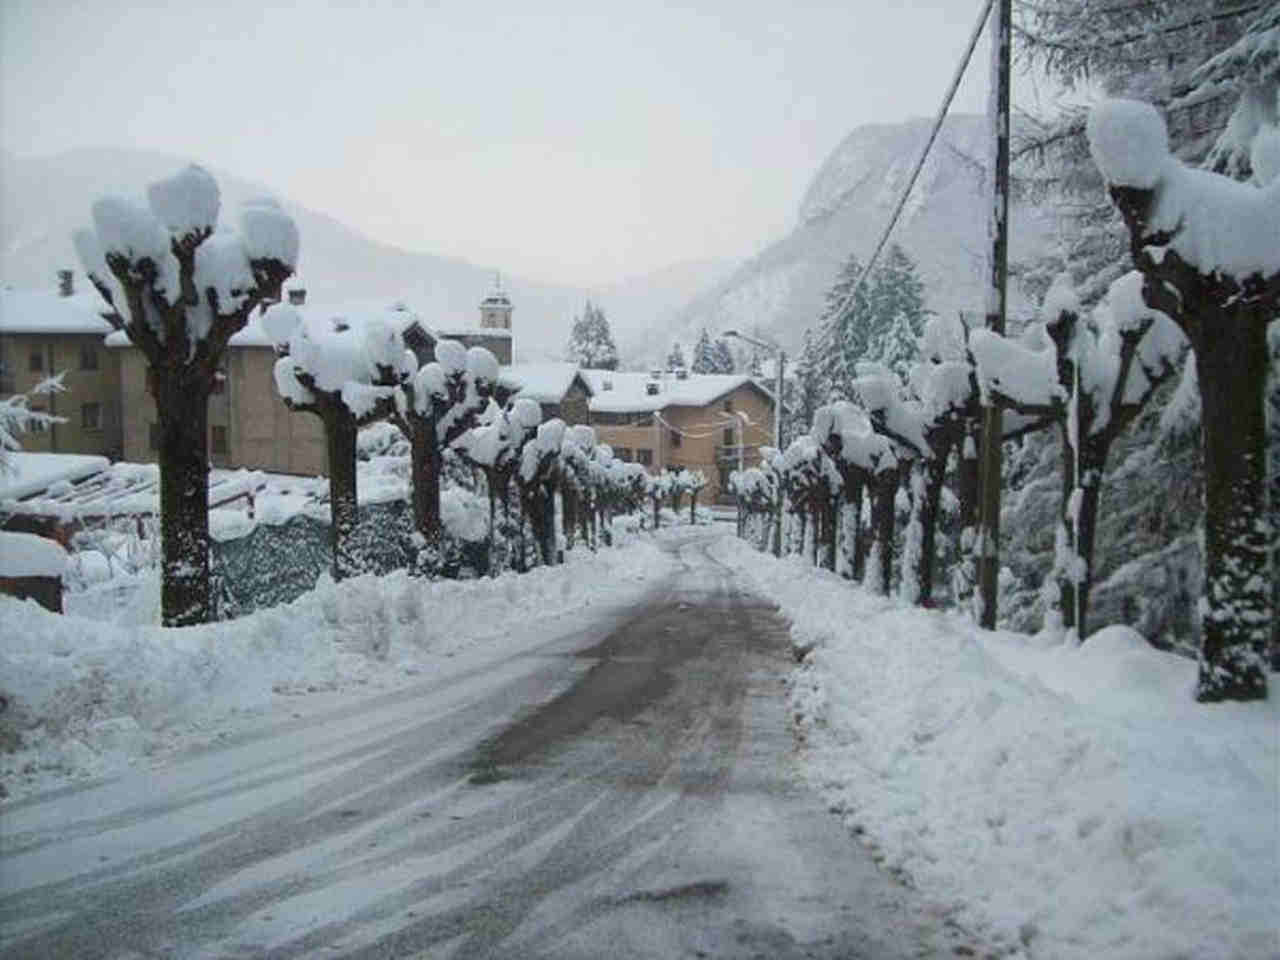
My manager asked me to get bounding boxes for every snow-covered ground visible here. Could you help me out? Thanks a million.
[4,525,1275,959]
[714,536,1278,960]
[0,531,672,803]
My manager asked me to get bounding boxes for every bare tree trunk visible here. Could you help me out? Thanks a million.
[916,443,950,607]
[871,469,897,595]
[1195,316,1271,701]
[156,384,211,626]
[324,408,361,581]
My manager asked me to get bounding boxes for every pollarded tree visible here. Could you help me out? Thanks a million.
[454,398,542,570]
[75,166,297,625]
[265,303,408,580]
[390,339,498,550]
[518,418,567,565]
[1089,98,1278,701]
[566,301,619,370]
[970,272,1186,641]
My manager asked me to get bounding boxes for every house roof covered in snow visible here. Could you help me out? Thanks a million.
[583,370,773,414]
[498,363,593,404]
[0,289,115,336]
[103,299,427,349]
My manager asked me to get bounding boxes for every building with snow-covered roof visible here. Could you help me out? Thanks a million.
[498,363,592,424]
[0,274,123,460]
[584,370,775,503]
[423,280,513,364]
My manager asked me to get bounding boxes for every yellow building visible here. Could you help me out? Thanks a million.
[583,370,775,503]
[0,277,123,460]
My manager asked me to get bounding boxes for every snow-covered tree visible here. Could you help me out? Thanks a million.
[565,301,619,370]
[971,272,1187,641]
[1089,97,1278,701]
[75,165,297,625]
[867,244,929,377]
[691,328,717,374]
[389,338,498,549]
[0,375,65,475]
[666,341,686,372]
[454,398,542,569]
[265,304,408,580]
[518,418,567,565]
[712,338,736,374]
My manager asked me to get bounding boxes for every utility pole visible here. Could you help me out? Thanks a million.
[976,0,1011,629]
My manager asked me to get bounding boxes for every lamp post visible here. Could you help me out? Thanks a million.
[724,329,785,557]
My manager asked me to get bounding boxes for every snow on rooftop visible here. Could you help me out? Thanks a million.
[584,370,765,414]
[499,363,585,403]
[0,289,115,336]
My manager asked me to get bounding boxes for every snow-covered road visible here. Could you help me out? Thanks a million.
[0,531,961,959]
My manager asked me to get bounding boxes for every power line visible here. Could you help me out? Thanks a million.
[819,0,995,356]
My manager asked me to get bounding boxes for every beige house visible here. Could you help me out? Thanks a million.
[583,370,775,503]
[0,276,123,460]
[110,288,515,475]
[500,363,593,424]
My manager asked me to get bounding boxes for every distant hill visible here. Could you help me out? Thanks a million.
[0,147,733,364]
[669,114,1055,355]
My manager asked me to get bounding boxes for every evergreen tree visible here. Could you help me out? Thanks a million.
[867,244,929,381]
[666,341,687,371]
[816,253,873,394]
[691,328,717,373]
[565,300,619,370]
[712,338,736,374]
[748,349,764,378]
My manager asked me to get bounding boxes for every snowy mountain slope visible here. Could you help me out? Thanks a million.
[0,148,732,364]
[673,115,1055,354]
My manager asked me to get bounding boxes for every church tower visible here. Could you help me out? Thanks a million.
[479,273,513,330]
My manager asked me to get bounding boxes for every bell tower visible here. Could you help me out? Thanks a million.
[479,272,513,330]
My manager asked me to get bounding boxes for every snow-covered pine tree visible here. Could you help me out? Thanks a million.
[691,328,717,373]
[75,166,297,625]
[666,341,686,372]
[816,253,873,394]
[711,338,736,374]
[565,301,620,370]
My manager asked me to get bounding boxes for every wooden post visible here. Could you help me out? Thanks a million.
[976,0,1011,629]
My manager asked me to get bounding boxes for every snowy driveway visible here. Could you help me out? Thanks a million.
[1,531,955,959]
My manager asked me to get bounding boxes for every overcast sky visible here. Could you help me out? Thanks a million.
[1,1,1001,288]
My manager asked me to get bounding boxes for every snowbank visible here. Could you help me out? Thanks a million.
[0,536,671,802]
[0,531,68,578]
[714,536,1278,960]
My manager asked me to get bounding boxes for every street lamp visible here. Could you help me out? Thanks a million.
[723,329,785,557]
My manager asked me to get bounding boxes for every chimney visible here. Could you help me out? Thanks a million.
[57,270,73,297]
[288,288,306,306]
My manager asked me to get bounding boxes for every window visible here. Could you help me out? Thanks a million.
[29,350,43,372]
[723,427,735,446]
[149,422,161,450]
[29,406,46,432]
[632,414,653,427]
[79,344,98,371]
[211,425,229,455]
[723,398,733,412]
[81,402,101,431]
[636,448,653,466]
[669,429,681,448]
[614,447,633,462]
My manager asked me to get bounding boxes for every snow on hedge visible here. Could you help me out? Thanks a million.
[717,536,1277,960]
